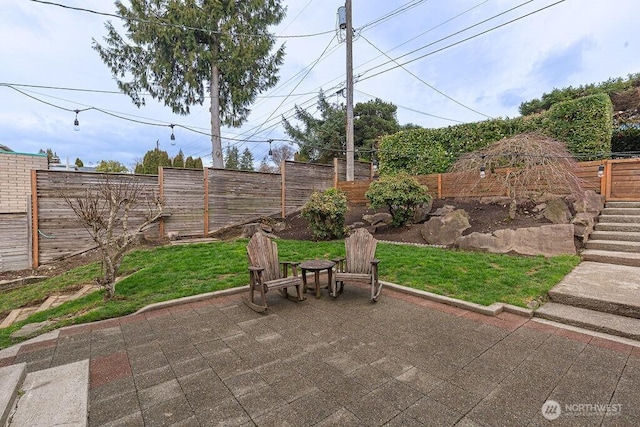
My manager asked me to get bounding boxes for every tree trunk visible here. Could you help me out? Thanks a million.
[210,62,224,169]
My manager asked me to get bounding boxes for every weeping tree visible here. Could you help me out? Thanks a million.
[449,133,586,219]
[62,175,164,298]
[93,0,286,168]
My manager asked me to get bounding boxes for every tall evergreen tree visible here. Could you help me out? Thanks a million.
[75,158,84,167]
[134,148,172,174]
[185,156,195,169]
[239,148,254,171]
[225,145,240,169]
[282,93,400,163]
[93,0,286,169]
[173,149,185,168]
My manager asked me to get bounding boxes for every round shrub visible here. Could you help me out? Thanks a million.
[365,173,431,227]
[302,188,348,240]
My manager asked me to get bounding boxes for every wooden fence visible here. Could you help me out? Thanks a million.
[337,160,626,205]
[32,171,160,265]
[28,160,363,267]
[0,213,30,272]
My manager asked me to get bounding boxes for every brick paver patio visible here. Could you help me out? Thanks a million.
[2,284,639,426]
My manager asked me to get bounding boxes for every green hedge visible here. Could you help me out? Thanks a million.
[378,94,612,175]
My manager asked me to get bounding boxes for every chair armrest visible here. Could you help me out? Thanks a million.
[249,266,264,272]
[371,259,380,265]
[332,257,345,262]
[280,261,300,277]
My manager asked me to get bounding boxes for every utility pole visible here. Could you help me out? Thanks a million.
[345,0,355,181]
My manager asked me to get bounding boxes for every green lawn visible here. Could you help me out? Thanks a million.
[0,240,579,349]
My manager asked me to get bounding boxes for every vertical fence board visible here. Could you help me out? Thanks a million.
[161,168,206,237]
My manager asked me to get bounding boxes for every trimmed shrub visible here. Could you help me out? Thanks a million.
[378,94,612,175]
[302,188,348,240]
[366,174,431,227]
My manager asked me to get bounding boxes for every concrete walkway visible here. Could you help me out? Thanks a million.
[1,284,639,426]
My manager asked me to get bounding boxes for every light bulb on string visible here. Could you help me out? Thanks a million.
[597,164,604,178]
[268,139,273,156]
[170,124,175,141]
[73,110,80,131]
[480,165,486,179]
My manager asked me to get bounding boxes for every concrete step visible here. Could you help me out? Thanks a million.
[594,222,640,232]
[585,240,640,253]
[598,215,640,224]
[606,201,640,208]
[601,208,640,216]
[8,359,89,427]
[0,363,26,427]
[535,302,640,341]
[589,231,640,242]
[582,250,640,267]
[548,262,640,318]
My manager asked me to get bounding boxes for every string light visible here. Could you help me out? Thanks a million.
[170,124,175,141]
[479,155,486,178]
[268,139,273,156]
[598,164,605,178]
[73,109,80,131]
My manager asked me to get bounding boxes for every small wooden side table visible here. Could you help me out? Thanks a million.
[300,260,335,299]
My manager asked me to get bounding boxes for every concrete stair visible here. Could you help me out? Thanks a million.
[4,360,89,426]
[536,198,640,340]
[582,200,640,266]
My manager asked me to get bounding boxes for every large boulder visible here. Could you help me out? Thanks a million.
[573,190,605,215]
[421,209,470,245]
[412,199,434,223]
[455,224,576,256]
[543,198,571,224]
[362,213,393,226]
[431,204,456,217]
[572,212,596,241]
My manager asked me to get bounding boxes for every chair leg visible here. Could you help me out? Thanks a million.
[371,279,382,302]
[244,282,268,313]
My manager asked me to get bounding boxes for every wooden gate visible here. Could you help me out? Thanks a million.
[603,158,640,200]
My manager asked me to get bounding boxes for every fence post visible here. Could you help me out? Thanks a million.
[158,167,164,237]
[333,158,338,187]
[281,160,286,218]
[31,170,39,268]
[605,160,612,200]
[203,168,209,236]
[437,174,442,199]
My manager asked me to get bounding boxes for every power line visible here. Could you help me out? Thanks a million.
[358,1,566,83]
[28,0,335,39]
[359,0,428,31]
[360,35,492,119]
[359,0,536,77]
[354,89,464,123]
[237,34,339,147]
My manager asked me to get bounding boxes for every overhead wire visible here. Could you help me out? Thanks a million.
[358,0,566,83]
[354,89,464,123]
[360,34,492,119]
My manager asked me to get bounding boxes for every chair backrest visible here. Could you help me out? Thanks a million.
[345,228,377,274]
[247,232,281,282]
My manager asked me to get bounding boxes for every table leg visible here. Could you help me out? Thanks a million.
[327,267,333,297]
[314,270,321,298]
[302,269,308,294]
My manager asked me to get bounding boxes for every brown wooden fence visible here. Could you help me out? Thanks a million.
[337,160,622,205]
[0,213,30,271]
[32,171,160,265]
[29,160,361,267]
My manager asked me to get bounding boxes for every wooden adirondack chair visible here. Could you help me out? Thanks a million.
[245,232,304,312]
[332,228,382,302]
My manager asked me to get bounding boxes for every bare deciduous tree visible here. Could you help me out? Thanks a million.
[62,175,164,298]
[449,133,586,219]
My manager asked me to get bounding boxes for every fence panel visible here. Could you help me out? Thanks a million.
[0,213,29,271]
[283,161,334,215]
[161,168,205,237]
[334,159,372,182]
[35,171,159,264]
[207,168,281,232]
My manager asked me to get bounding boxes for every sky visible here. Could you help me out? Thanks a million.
[1,0,638,170]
